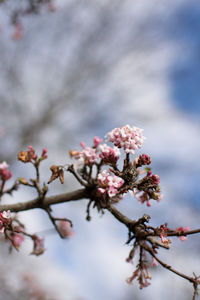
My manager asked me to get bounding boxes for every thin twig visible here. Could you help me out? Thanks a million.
[142,242,197,284]
[106,204,134,227]
[67,165,88,187]
[45,207,65,239]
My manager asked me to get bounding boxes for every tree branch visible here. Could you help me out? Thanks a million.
[0,188,89,213]
[106,204,134,227]
[142,242,197,284]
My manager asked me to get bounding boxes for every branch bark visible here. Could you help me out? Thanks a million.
[0,188,89,212]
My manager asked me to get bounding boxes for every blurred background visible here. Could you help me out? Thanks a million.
[0,0,200,299]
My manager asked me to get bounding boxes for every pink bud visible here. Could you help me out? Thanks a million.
[42,148,47,154]
[151,174,160,184]
[13,233,25,248]
[93,137,103,148]
[137,154,151,167]
[147,171,152,177]
[176,226,190,241]
[42,148,48,159]
[80,141,86,149]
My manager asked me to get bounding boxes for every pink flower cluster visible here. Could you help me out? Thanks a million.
[70,137,121,166]
[99,144,120,164]
[106,125,145,154]
[0,210,11,233]
[97,170,124,198]
[70,125,145,166]
[70,141,99,165]
[0,162,12,181]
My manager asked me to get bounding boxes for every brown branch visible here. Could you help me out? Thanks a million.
[67,165,88,187]
[0,188,89,213]
[192,286,198,300]
[45,207,65,239]
[1,180,19,198]
[166,229,200,237]
[146,229,200,239]
[106,204,134,227]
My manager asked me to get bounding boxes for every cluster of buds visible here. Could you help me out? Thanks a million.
[68,125,163,207]
[18,146,48,164]
[18,145,37,163]
[99,144,120,164]
[134,154,151,168]
[0,211,26,249]
[106,125,145,154]
[0,162,12,181]
[0,211,44,255]
[133,170,162,207]
[126,263,152,289]
[70,137,119,167]
[70,125,145,166]
[97,170,124,200]
[70,141,99,165]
